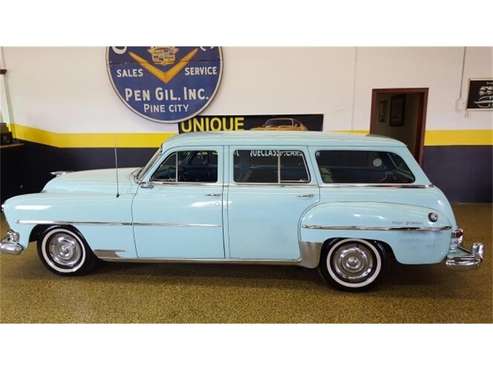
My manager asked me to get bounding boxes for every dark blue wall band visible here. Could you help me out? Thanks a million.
[1,142,491,203]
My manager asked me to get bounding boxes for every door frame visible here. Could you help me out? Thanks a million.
[133,145,226,259]
[370,88,429,164]
[225,145,319,260]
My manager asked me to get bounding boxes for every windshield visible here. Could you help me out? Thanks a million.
[136,148,162,182]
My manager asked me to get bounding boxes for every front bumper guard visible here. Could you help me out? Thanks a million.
[446,242,484,270]
[0,230,25,255]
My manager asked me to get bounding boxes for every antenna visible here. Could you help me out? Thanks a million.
[114,145,120,198]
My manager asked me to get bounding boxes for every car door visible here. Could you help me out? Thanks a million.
[132,146,225,259]
[226,146,320,260]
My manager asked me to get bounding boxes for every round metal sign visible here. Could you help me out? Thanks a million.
[107,47,223,123]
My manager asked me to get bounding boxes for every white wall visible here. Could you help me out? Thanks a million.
[2,47,492,133]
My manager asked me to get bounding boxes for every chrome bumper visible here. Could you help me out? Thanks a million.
[445,242,484,270]
[0,230,24,255]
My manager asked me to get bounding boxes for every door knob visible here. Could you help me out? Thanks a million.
[297,193,314,198]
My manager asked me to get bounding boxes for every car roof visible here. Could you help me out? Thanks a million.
[163,131,405,148]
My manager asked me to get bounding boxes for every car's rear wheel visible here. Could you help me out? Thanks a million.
[320,238,384,291]
[37,227,98,275]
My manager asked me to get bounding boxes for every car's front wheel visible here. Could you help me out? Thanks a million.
[320,238,384,291]
[37,227,98,275]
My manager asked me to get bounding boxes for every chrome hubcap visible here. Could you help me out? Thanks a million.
[48,233,82,267]
[332,243,375,282]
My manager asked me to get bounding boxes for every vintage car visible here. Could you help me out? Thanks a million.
[252,117,308,131]
[0,131,485,290]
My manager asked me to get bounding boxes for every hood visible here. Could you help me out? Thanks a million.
[43,167,140,194]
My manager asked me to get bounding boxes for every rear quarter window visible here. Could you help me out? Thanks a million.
[315,150,415,184]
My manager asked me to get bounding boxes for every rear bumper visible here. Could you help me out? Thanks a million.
[445,242,484,270]
[0,230,25,255]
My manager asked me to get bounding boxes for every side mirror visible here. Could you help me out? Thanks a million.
[140,182,154,189]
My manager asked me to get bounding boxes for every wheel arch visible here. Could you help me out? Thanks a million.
[320,237,395,265]
[30,223,84,243]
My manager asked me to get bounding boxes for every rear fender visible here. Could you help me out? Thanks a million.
[300,201,453,264]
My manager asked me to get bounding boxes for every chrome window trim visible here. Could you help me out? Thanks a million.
[314,149,418,185]
[227,182,317,187]
[16,220,221,228]
[279,150,312,184]
[318,183,434,189]
[302,224,451,232]
[231,148,312,185]
[149,181,223,187]
[150,149,219,185]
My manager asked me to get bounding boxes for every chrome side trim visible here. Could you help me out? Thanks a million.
[16,220,221,228]
[132,222,221,228]
[319,184,434,189]
[302,225,452,232]
[17,220,132,226]
[298,241,323,268]
[93,249,126,259]
[98,256,302,265]
[89,245,320,268]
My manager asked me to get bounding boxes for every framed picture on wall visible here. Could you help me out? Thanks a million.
[467,79,493,110]
[389,94,406,126]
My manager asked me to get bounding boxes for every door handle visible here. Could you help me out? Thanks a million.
[297,193,314,198]
[205,193,221,197]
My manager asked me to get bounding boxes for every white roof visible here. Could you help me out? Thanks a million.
[164,131,405,148]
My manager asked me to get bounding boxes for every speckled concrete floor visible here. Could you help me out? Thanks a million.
[0,203,491,323]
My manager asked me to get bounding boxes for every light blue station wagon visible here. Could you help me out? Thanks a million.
[0,131,485,290]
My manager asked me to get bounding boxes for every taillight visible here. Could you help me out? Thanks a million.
[450,228,464,250]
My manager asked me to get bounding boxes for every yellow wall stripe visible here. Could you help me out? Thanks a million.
[6,123,493,148]
[10,123,175,148]
[424,129,493,146]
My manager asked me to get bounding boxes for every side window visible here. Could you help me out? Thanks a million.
[178,151,218,183]
[152,153,176,182]
[315,150,415,184]
[280,151,310,183]
[233,149,309,183]
[151,150,218,183]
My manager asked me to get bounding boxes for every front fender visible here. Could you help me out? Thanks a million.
[2,192,136,258]
[300,201,453,264]
[3,193,53,247]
